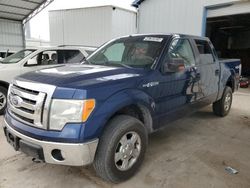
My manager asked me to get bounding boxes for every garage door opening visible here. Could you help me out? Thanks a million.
[206,13,250,76]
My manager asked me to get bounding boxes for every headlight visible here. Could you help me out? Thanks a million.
[49,99,95,130]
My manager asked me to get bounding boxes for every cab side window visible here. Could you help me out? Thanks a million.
[194,39,215,64]
[28,51,57,66]
[166,39,196,67]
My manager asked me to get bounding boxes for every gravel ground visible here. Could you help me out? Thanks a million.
[0,88,250,188]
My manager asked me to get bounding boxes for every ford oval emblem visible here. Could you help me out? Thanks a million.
[9,95,23,108]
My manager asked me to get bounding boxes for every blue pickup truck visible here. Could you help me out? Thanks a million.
[3,34,241,183]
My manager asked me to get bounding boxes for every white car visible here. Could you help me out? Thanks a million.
[0,46,96,114]
[0,51,15,59]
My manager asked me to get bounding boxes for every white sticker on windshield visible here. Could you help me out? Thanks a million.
[143,37,163,42]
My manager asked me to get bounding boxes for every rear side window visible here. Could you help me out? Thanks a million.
[195,39,215,64]
[57,50,85,64]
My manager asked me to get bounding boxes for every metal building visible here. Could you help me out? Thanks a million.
[49,5,137,47]
[0,0,53,56]
[133,0,250,76]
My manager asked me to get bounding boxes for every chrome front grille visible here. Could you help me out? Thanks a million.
[7,79,56,129]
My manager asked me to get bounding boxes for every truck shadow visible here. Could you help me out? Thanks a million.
[146,108,219,160]
[64,108,219,186]
[190,110,216,119]
[1,107,242,187]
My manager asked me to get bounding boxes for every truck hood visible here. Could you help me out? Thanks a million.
[0,63,9,69]
[17,64,145,89]
[0,62,21,69]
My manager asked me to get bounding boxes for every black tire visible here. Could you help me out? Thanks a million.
[93,115,148,183]
[0,86,7,115]
[213,86,233,117]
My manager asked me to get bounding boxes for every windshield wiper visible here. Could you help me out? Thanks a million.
[82,60,133,69]
[115,63,133,69]
[82,59,92,65]
[101,61,133,68]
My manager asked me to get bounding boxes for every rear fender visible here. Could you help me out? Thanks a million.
[218,67,236,100]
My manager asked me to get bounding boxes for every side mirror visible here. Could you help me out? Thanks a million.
[27,59,37,66]
[163,58,186,73]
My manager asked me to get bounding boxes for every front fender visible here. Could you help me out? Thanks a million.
[80,89,155,142]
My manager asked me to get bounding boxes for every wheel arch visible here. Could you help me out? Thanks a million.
[82,89,156,141]
[109,103,154,134]
[0,81,9,90]
[226,75,236,93]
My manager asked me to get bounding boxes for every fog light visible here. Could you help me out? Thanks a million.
[51,149,64,161]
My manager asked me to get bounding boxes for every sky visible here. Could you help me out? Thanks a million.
[27,0,135,41]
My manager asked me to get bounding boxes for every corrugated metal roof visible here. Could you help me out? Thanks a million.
[50,5,137,14]
[0,0,53,23]
[132,0,145,8]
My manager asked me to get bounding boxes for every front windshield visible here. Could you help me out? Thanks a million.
[0,49,35,64]
[86,36,167,68]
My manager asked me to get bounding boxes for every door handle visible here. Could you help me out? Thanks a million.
[193,73,201,82]
[196,73,201,79]
[215,69,220,75]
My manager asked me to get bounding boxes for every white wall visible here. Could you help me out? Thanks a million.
[49,11,64,46]
[26,38,50,48]
[50,7,112,47]
[50,6,137,47]
[204,0,242,6]
[207,1,250,18]
[137,0,244,36]
[111,7,137,38]
[0,19,24,52]
[138,0,205,35]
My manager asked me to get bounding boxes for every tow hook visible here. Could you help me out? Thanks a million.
[32,158,42,163]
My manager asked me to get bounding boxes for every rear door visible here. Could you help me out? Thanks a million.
[191,39,220,103]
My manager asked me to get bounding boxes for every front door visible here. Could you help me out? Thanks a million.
[21,50,85,74]
[21,50,59,74]
[142,38,199,128]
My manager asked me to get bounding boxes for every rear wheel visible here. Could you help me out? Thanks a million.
[213,86,232,117]
[0,86,7,115]
[93,115,148,183]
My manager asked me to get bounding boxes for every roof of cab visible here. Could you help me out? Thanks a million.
[118,33,209,41]
[25,46,97,51]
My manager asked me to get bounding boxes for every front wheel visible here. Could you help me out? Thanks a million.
[93,115,148,183]
[213,86,233,117]
[0,86,7,115]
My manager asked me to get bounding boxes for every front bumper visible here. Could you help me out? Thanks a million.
[3,119,98,166]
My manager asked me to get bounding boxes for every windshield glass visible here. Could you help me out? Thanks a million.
[86,36,167,68]
[1,49,35,64]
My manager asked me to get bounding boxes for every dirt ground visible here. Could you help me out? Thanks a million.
[0,88,250,188]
